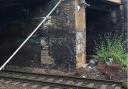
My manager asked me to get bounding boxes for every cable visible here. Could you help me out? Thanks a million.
[0,0,62,71]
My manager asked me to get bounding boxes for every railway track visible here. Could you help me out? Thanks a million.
[0,70,123,89]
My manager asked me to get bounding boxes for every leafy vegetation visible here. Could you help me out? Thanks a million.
[94,33,127,70]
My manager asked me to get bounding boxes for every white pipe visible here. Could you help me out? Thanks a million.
[0,0,62,71]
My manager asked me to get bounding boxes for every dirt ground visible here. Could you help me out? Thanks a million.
[6,65,127,81]
[0,65,127,89]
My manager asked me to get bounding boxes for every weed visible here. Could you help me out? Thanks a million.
[94,33,127,70]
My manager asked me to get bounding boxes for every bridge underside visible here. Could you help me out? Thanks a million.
[0,0,126,69]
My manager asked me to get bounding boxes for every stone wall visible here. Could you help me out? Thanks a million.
[0,0,76,68]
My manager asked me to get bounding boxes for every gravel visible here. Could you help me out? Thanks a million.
[0,81,32,89]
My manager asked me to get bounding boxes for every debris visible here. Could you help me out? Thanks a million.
[88,59,98,68]
[80,64,88,68]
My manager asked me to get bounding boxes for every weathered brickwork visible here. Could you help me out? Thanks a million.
[57,0,75,30]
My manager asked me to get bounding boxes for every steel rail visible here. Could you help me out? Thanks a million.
[2,70,123,85]
[0,73,95,89]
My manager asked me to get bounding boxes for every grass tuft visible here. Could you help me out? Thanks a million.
[94,33,127,70]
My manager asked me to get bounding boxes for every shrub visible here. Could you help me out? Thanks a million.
[94,33,127,69]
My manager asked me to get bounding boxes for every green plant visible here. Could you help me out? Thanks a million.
[121,55,128,70]
[94,33,127,69]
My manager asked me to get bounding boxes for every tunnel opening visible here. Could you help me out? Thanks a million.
[86,8,109,54]
[86,7,114,60]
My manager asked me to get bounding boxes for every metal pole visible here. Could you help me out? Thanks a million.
[0,0,62,71]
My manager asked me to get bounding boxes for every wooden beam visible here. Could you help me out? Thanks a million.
[88,5,110,12]
[107,0,121,4]
[75,0,86,32]
[75,0,86,68]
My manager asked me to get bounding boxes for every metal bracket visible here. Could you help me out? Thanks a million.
[79,0,90,7]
